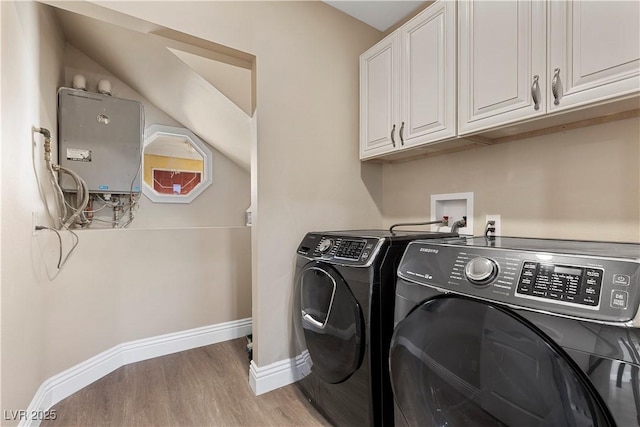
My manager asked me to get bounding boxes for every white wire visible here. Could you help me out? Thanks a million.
[58,166,89,229]
[59,228,79,268]
[48,161,67,228]
[45,227,80,281]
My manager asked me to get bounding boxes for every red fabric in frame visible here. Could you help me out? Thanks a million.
[153,169,202,195]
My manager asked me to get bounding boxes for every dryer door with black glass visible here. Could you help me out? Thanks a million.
[390,296,614,427]
[298,263,365,384]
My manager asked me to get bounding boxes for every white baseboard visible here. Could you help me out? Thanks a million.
[249,349,311,395]
[20,318,252,427]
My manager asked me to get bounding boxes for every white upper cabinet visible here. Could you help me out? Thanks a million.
[459,0,639,136]
[548,1,640,112]
[400,1,457,148]
[360,33,400,158]
[360,0,639,161]
[458,0,546,135]
[360,1,456,159]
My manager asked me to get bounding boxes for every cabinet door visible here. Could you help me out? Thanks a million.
[458,0,546,135]
[548,1,640,112]
[360,33,400,159]
[400,1,456,148]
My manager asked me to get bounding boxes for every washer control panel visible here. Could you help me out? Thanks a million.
[297,233,382,266]
[398,240,640,323]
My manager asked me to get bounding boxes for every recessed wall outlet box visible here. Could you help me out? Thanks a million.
[486,214,502,236]
[431,192,474,235]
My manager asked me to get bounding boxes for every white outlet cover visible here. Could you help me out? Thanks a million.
[486,214,502,236]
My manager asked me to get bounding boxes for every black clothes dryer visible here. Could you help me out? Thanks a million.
[292,230,456,426]
[390,236,640,427]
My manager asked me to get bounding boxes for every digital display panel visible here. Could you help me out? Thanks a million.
[516,262,602,307]
[554,266,582,276]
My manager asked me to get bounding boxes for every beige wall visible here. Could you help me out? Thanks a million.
[5,2,635,417]
[383,117,640,242]
[245,3,383,364]
[1,1,65,417]
[1,1,252,418]
[3,0,378,413]
[86,1,385,366]
[42,227,251,376]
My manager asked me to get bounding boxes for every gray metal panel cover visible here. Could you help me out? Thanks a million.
[57,87,143,193]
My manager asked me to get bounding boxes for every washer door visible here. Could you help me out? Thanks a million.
[390,296,614,427]
[298,263,365,384]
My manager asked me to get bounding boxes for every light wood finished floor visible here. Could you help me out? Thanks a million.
[42,338,330,427]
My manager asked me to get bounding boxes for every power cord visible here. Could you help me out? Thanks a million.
[35,225,79,274]
[35,226,62,268]
[389,217,449,234]
[484,220,496,240]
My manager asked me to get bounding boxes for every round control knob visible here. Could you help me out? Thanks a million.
[318,238,333,253]
[465,257,498,285]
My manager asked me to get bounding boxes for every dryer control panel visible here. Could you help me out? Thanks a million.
[515,262,604,307]
[398,237,640,324]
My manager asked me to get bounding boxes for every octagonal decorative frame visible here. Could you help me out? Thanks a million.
[142,124,213,203]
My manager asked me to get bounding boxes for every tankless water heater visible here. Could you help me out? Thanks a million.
[57,87,143,194]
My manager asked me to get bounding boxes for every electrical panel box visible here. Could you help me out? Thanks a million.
[57,87,143,194]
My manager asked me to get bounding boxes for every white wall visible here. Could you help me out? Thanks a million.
[383,117,640,242]
[1,1,252,419]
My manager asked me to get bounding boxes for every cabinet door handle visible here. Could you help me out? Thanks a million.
[531,75,540,110]
[399,122,405,146]
[391,124,396,147]
[552,68,561,105]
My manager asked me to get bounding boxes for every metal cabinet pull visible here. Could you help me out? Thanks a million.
[552,68,561,105]
[531,75,540,110]
[391,124,396,147]
[399,122,405,145]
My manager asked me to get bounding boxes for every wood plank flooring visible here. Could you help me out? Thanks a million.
[42,338,330,427]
